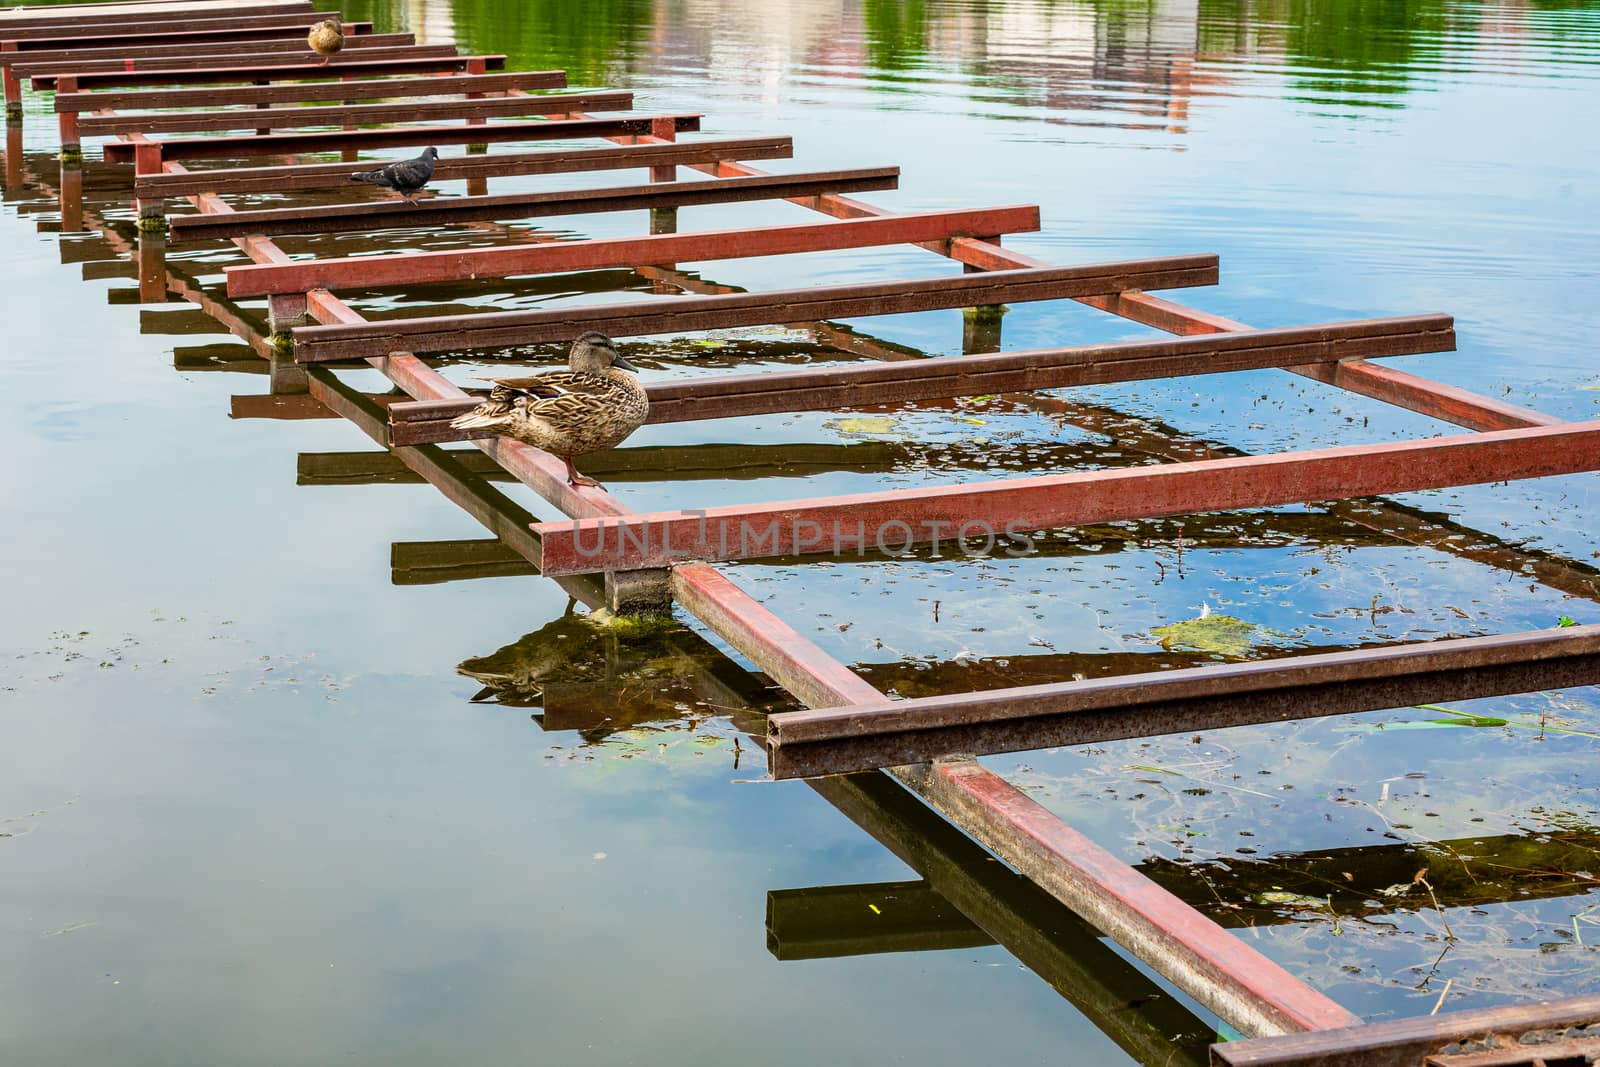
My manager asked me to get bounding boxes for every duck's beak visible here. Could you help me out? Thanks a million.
[611,353,641,372]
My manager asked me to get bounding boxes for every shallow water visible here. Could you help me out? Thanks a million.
[3,0,1600,1062]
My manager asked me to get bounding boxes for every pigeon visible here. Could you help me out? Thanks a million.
[306,17,343,65]
[349,147,439,205]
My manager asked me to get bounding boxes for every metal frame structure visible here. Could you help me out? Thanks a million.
[5,3,1598,1062]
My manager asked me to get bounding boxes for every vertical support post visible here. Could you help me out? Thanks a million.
[1,42,21,121]
[133,140,166,232]
[55,76,80,161]
[267,293,311,394]
[254,78,270,136]
[136,229,167,303]
[604,568,672,617]
[648,114,677,238]
[463,57,489,195]
[338,75,359,162]
[961,249,1006,354]
[59,158,83,233]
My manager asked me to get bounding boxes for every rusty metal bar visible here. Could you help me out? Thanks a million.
[531,419,1600,574]
[6,32,404,70]
[182,165,900,244]
[1212,993,1600,1067]
[79,89,634,137]
[228,198,1025,292]
[58,70,566,114]
[133,135,790,199]
[22,44,462,83]
[30,53,507,92]
[289,255,1220,361]
[765,624,1600,778]
[0,2,314,33]
[385,314,1455,446]
[2,14,359,49]
[101,112,700,163]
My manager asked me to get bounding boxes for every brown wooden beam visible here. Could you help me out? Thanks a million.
[58,70,566,114]
[387,314,1455,445]
[103,112,700,163]
[80,89,634,137]
[228,197,1020,291]
[766,624,1600,777]
[290,255,1220,362]
[3,13,358,48]
[530,419,1600,574]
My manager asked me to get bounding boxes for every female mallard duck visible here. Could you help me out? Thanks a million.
[307,17,344,65]
[450,332,647,489]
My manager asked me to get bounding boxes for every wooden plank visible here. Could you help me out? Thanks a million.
[23,44,460,82]
[79,89,634,137]
[290,255,1220,362]
[6,31,402,69]
[102,112,699,163]
[188,165,892,245]
[59,70,566,113]
[385,315,1455,445]
[228,196,1018,291]
[30,53,506,91]
[1211,992,1600,1067]
[529,419,1600,574]
[766,624,1600,777]
[139,135,792,199]
[3,12,355,45]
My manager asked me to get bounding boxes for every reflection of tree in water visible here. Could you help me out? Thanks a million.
[864,0,932,70]
[448,0,655,83]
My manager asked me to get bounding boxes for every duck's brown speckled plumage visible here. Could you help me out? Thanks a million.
[450,332,648,488]
[307,17,344,64]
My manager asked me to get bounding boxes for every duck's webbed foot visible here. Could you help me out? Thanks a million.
[564,458,603,489]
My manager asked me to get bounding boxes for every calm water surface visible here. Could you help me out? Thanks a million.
[3,0,1599,1063]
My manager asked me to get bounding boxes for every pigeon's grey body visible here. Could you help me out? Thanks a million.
[349,146,439,203]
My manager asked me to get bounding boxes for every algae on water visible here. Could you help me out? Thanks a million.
[1151,613,1261,657]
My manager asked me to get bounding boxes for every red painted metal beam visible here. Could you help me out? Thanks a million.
[530,420,1600,574]
[385,314,1457,446]
[5,31,405,69]
[181,165,898,243]
[57,70,567,114]
[22,44,461,82]
[134,135,790,198]
[226,203,1034,295]
[29,53,507,91]
[101,112,699,163]
[79,89,633,137]
[0,2,314,33]
[3,13,356,48]
[766,624,1600,777]
[289,255,1221,362]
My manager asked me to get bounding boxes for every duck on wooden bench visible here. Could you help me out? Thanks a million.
[307,16,344,65]
[451,332,649,489]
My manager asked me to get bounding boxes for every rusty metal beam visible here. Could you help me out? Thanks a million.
[182,165,899,244]
[385,314,1455,446]
[765,625,1600,778]
[102,112,699,163]
[0,2,314,33]
[530,420,1600,574]
[23,44,462,83]
[133,135,790,199]
[58,70,567,114]
[6,31,405,70]
[1211,993,1600,1067]
[2,14,360,49]
[290,255,1220,362]
[228,199,1025,292]
[79,89,634,137]
[29,52,507,91]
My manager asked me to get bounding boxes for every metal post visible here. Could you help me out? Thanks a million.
[55,76,80,161]
[132,140,166,231]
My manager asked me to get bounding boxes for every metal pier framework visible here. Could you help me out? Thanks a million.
[5,2,1598,1063]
